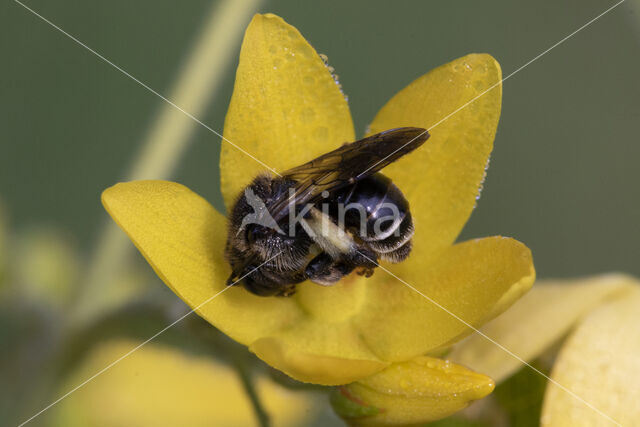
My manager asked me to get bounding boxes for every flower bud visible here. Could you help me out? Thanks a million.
[331,356,494,426]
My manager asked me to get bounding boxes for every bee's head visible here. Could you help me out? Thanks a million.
[225,238,284,297]
[224,175,309,297]
[225,223,281,288]
[245,223,274,246]
[239,272,284,296]
[226,267,282,297]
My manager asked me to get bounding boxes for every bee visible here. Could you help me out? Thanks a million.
[225,127,429,296]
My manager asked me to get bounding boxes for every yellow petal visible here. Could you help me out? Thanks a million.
[541,285,640,426]
[220,13,354,209]
[334,356,495,426]
[352,236,534,362]
[51,339,319,427]
[250,319,388,385]
[102,180,303,345]
[368,54,502,271]
[449,274,637,383]
[250,274,389,385]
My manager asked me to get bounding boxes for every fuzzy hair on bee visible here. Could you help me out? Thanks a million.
[225,175,312,296]
[225,127,429,297]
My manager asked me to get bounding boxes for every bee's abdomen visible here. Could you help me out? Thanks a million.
[365,212,413,262]
[329,173,413,263]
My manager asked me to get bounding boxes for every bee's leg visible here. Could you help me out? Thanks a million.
[277,283,298,297]
[355,266,375,277]
[305,252,354,286]
[349,247,378,267]
[348,247,378,278]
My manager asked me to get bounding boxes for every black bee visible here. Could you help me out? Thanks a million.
[225,127,429,296]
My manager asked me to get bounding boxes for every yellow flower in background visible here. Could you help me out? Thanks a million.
[51,339,318,427]
[450,273,640,426]
[102,12,534,421]
[14,227,79,308]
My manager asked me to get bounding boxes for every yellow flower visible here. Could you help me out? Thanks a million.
[51,339,318,427]
[102,11,534,396]
[450,274,640,426]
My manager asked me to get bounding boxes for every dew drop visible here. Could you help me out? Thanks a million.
[313,126,329,141]
[474,155,491,206]
[300,107,315,123]
[297,42,313,59]
[317,52,348,101]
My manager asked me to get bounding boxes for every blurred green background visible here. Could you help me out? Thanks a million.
[0,0,639,425]
[2,0,639,279]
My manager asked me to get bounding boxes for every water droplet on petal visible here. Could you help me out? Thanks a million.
[314,126,329,141]
[317,53,348,102]
[300,107,315,123]
[473,80,485,91]
[474,156,491,206]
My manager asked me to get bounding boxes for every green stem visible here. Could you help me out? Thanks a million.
[183,314,271,427]
[233,358,271,427]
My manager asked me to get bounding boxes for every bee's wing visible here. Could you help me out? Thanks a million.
[269,127,429,222]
